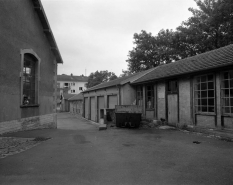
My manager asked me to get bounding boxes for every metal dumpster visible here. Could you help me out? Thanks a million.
[115,105,142,128]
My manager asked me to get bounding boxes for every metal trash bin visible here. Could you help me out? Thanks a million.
[115,105,142,128]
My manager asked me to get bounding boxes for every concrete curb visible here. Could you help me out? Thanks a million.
[180,127,233,142]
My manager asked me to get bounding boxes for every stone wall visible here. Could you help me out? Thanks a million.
[0,113,57,135]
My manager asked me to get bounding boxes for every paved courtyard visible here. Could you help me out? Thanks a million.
[0,113,233,185]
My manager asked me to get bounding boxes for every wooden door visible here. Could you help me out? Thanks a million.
[84,98,88,119]
[90,97,95,121]
[97,96,104,122]
[108,95,117,109]
[168,94,178,126]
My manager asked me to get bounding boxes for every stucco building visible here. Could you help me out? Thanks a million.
[57,74,88,95]
[83,45,233,130]
[0,0,63,134]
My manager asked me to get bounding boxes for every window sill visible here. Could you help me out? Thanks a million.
[222,114,233,117]
[20,104,39,108]
[146,108,155,111]
[195,112,216,116]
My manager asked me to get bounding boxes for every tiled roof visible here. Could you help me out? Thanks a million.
[63,93,75,100]
[57,75,88,82]
[83,69,154,92]
[132,44,233,84]
[68,93,83,101]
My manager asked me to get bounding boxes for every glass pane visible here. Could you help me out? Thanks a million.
[224,72,229,80]
[202,106,207,112]
[224,89,230,96]
[208,106,214,112]
[229,71,233,79]
[147,86,151,90]
[208,98,214,106]
[208,90,214,97]
[147,91,151,97]
[225,107,230,113]
[223,98,230,106]
[201,99,207,106]
[208,75,213,81]
[196,77,200,83]
[25,67,31,74]
[208,82,214,89]
[195,84,200,90]
[231,98,233,106]
[201,91,207,98]
[230,79,233,88]
[231,89,233,97]
[231,107,233,114]
[201,76,206,82]
[224,80,229,88]
[201,83,207,90]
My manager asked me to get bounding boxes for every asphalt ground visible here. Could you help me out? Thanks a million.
[0,113,233,185]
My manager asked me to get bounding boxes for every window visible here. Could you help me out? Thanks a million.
[79,87,83,91]
[73,83,75,86]
[20,49,40,106]
[221,70,233,114]
[194,74,215,113]
[64,83,69,87]
[136,86,143,106]
[167,80,178,94]
[57,82,60,88]
[73,90,75,93]
[146,85,154,109]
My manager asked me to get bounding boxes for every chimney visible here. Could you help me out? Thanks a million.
[71,73,73,76]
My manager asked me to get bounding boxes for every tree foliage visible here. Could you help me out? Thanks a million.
[125,0,233,73]
[86,70,118,88]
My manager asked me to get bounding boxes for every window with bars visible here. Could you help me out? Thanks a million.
[136,86,143,106]
[194,74,215,113]
[146,85,154,109]
[22,54,37,105]
[221,70,233,115]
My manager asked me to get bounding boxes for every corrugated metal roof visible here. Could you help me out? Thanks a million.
[132,44,233,84]
[57,75,88,82]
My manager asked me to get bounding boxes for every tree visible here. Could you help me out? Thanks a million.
[176,0,233,57]
[125,0,233,73]
[126,30,178,73]
[119,69,133,77]
[86,70,118,88]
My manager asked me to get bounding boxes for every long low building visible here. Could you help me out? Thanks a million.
[83,44,233,129]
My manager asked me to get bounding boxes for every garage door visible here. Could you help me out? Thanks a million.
[108,95,117,109]
[90,97,95,121]
[84,97,88,119]
[97,96,104,121]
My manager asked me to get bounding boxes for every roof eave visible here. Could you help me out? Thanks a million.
[32,0,63,64]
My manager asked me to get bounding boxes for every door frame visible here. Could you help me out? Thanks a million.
[166,79,179,125]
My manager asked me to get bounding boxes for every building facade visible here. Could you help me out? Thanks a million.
[83,45,233,130]
[69,93,84,115]
[82,69,155,123]
[132,44,233,129]
[57,74,88,95]
[0,0,63,134]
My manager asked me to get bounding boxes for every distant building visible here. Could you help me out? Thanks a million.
[57,74,88,95]
[57,74,88,111]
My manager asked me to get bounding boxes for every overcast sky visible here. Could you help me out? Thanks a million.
[41,0,197,76]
